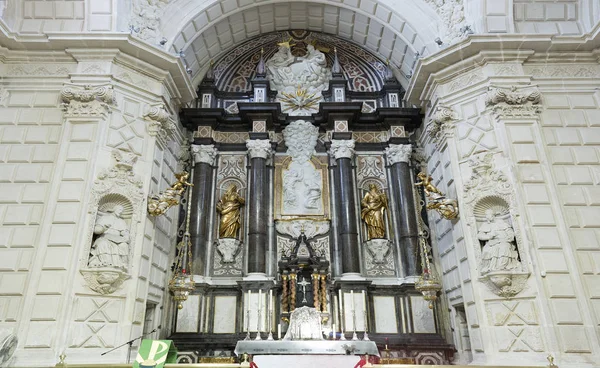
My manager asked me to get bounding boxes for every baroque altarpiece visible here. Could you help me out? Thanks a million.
[172,30,453,364]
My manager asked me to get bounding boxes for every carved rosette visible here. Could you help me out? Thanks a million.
[385,144,412,165]
[191,144,218,165]
[426,105,457,148]
[485,86,542,117]
[82,149,144,295]
[61,84,115,117]
[144,104,175,140]
[246,139,272,159]
[329,139,355,160]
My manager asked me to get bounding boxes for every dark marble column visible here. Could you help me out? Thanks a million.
[190,144,218,275]
[329,139,361,274]
[385,144,419,276]
[246,139,272,275]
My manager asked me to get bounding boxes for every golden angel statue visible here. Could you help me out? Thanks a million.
[360,184,388,240]
[216,185,245,239]
[415,172,444,198]
[147,171,193,216]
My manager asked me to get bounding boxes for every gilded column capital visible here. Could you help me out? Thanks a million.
[246,139,272,159]
[191,144,217,165]
[385,144,412,165]
[329,139,355,160]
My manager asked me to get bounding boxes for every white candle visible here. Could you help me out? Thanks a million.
[258,289,263,331]
[268,289,273,332]
[332,323,336,340]
[362,290,368,331]
[351,290,355,331]
[338,290,344,332]
[247,290,252,332]
[278,323,281,340]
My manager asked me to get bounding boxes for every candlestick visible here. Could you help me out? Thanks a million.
[338,291,346,340]
[244,308,251,340]
[255,290,262,340]
[267,289,274,340]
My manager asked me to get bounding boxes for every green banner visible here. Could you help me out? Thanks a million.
[133,339,177,368]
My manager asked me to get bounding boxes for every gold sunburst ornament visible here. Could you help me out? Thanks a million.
[279,88,321,115]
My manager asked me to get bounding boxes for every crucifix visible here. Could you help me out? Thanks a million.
[298,276,310,303]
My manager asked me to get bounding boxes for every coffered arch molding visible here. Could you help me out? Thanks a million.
[161,0,441,88]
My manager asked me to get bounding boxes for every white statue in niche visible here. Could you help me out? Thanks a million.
[478,209,520,274]
[282,120,323,215]
[88,204,130,270]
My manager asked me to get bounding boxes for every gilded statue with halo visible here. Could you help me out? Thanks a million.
[360,183,388,240]
[147,171,193,216]
[415,172,459,220]
[216,184,245,239]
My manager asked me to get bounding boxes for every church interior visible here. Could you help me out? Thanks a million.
[0,0,600,367]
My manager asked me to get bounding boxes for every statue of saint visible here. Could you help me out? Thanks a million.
[360,184,388,240]
[477,210,520,274]
[216,185,245,239]
[89,205,130,269]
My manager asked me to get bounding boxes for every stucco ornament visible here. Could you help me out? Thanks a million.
[282,120,323,215]
[246,139,272,159]
[426,106,457,147]
[266,41,331,115]
[366,239,391,264]
[423,0,471,45]
[385,144,412,165]
[130,0,170,44]
[485,86,542,116]
[463,152,529,297]
[82,149,143,295]
[192,144,218,165]
[215,238,242,263]
[329,139,355,160]
[61,84,115,117]
[144,104,175,140]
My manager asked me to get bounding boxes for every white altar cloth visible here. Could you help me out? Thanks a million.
[254,354,362,368]
[234,340,379,356]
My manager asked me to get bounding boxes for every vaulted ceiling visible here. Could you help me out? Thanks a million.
[161,0,440,88]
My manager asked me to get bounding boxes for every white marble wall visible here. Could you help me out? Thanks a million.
[0,43,192,367]
[410,38,600,367]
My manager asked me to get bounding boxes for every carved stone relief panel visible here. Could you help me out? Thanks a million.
[485,300,544,353]
[212,154,247,277]
[277,235,330,262]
